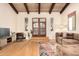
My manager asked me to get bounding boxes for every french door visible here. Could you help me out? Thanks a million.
[32,18,46,36]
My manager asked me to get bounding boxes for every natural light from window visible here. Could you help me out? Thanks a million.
[69,17,73,31]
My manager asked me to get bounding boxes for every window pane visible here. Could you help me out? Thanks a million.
[68,12,76,31]
[69,17,72,31]
[72,15,76,30]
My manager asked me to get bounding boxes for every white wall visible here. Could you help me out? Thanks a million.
[0,3,17,42]
[0,3,62,40]
[0,3,17,32]
[17,12,62,39]
[1,3,79,40]
[61,3,79,33]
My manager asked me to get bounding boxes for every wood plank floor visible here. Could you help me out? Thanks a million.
[0,37,48,56]
[1,37,79,56]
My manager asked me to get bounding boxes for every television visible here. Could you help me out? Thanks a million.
[0,28,10,38]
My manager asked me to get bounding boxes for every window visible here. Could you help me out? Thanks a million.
[68,11,76,31]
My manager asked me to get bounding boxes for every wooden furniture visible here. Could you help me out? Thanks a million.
[7,37,12,43]
[0,38,7,49]
[16,33,26,41]
[7,32,16,43]
[0,33,16,49]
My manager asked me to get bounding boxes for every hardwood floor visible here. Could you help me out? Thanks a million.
[0,37,79,56]
[31,37,49,43]
[0,37,48,56]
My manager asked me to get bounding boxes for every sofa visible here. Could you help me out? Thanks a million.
[56,32,79,56]
[56,32,79,45]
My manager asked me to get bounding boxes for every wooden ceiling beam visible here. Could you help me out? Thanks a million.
[9,3,18,14]
[38,3,40,14]
[49,3,55,14]
[60,3,70,14]
[24,3,29,14]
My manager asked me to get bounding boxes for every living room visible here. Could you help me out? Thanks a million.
[0,3,79,56]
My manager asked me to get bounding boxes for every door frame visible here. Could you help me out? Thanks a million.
[32,18,46,37]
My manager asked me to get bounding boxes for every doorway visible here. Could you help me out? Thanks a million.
[32,18,46,36]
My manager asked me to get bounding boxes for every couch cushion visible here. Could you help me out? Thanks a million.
[77,34,79,40]
[74,34,78,40]
[74,34,79,40]
[66,33,74,39]
[63,32,67,38]
[63,39,79,44]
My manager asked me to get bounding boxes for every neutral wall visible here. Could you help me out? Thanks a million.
[0,3,62,40]
[0,3,17,42]
[0,3,17,32]
[1,3,79,40]
[17,12,62,39]
[61,3,79,33]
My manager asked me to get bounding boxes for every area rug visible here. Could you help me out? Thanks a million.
[39,42,56,56]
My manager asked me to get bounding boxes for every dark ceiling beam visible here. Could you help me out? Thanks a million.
[49,3,55,14]
[38,3,40,14]
[9,3,18,14]
[60,3,70,14]
[24,3,29,14]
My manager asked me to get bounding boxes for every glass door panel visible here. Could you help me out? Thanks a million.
[40,22,45,28]
[32,18,39,36]
[40,28,46,35]
[32,18,46,36]
[40,18,45,22]
[39,19,46,35]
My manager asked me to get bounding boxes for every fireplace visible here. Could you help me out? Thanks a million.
[7,37,12,43]
[16,33,26,40]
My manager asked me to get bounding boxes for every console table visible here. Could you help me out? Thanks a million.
[0,33,16,49]
[0,38,7,49]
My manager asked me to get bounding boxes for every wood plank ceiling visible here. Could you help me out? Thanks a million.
[9,3,70,14]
